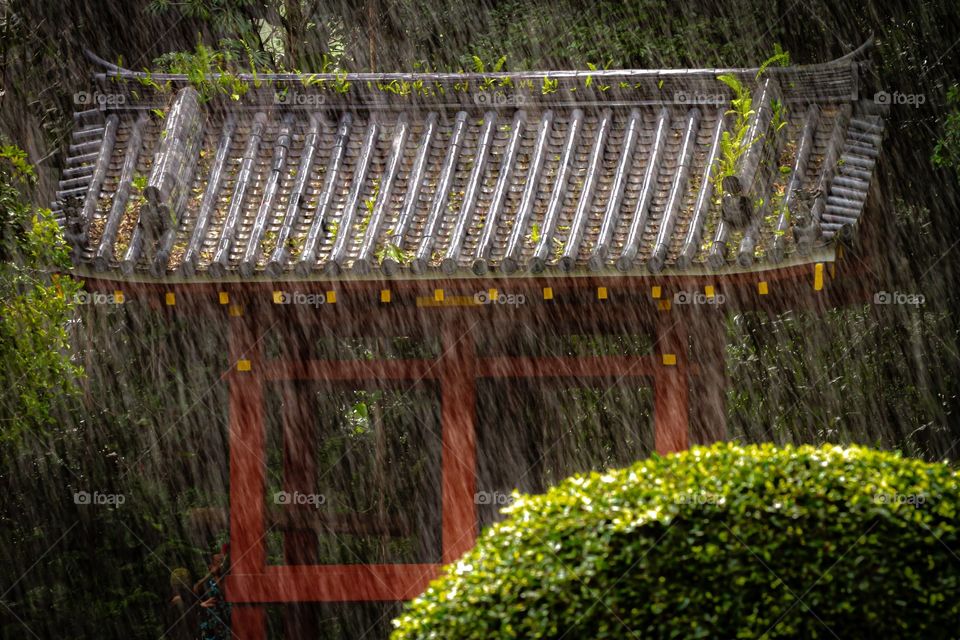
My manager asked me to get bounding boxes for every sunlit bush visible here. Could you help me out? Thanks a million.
[392,443,960,639]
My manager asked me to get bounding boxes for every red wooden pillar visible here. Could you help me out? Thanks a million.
[231,605,267,640]
[282,382,318,639]
[654,317,689,454]
[227,309,267,640]
[440,316,478,564]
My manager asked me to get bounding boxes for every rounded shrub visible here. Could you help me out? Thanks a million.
[392,443,960,639]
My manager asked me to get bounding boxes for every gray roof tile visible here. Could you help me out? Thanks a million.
[56,49,885,280]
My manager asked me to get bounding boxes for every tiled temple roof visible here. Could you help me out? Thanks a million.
[54,45,884,281]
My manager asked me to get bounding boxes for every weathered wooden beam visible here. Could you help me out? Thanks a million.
[263,358,440,381]
[270,509,414,538]
[477,355,659,379]
[229,564,440,602]
[440,317,477,564]
[227,313,267,576]
[281,381,318,640]
[230,605,266,640]
[186,506,415,538]
[653,317,689,454]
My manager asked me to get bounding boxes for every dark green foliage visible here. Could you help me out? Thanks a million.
[933,83,960,179]
[0,304,231,639]
[393,444,960,639]
[727,305,958,458]
[0,144,81,439]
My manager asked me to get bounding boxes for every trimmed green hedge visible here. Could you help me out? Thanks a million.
[392,443,960,639]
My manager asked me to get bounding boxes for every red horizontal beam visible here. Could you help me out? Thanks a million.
[477,355,663,378]
[261,355,699,382]
[262,358,440,381]
[73,259,874,322]
[74,262,823,296]
[264,355,684,382]
[227,564,440,602]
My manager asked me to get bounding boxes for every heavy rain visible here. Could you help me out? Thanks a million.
[1,1,959,638]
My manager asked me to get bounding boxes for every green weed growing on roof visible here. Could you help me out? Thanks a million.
[713,45,791,199]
